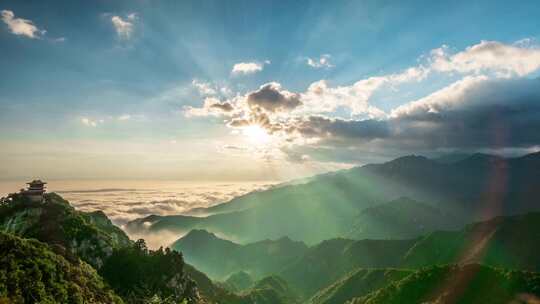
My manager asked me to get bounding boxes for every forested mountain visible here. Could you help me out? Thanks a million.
[402,212,540,271]
[169,210,540,301]
[172,229,308,279]
[308,268,411,304]
[350,264,540,304]
[0,231,123,304]
[0,192,131,269]
[0,192,303,304]
[346,197,462,240]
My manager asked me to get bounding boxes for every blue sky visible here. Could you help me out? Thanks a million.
[1,0,540,180]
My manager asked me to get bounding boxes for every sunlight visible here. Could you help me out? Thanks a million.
[242,125,271,145]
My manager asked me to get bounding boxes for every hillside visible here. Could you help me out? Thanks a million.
[279,238,416,298]
[402,212,540,271]
[350,264,540,304]
[171,229,308,279]
[346,197,463,240]
[0,192,131,269]
[127,152,540,244]
[0,231,123,304]
[308,268,411,304]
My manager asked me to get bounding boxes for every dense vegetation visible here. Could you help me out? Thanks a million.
[0,231,122,304]
[172,229,308,279]
[100,239,200,304]
[0,193,131,269]
[309,268,411,304]
[403,212,540,271]
[352,264,540,304]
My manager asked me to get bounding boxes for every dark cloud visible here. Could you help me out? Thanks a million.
[247,82,301,112]
[388,77,540,149]
[209,101,234,112]
[282,78,540,160]
[290,116,390,142]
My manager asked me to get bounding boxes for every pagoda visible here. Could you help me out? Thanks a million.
[21,180,47,202]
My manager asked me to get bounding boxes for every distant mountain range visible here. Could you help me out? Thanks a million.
[3,152,540,303]
[170,211,540,301]
[127,151,540,244]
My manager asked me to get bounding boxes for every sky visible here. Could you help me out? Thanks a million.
[1,0,540,181]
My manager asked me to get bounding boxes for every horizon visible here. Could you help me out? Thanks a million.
[2,0,540,181]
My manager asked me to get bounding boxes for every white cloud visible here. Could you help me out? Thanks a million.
[390,75,489,118]
[231,62,264,75]
[306,54,334,69]
[1,10,45,39]
[111,14,136,40]
[185,39,540,162]
[192,79,217,96]
[429,40,540,77]
[81,117,102,127]
[118,114,131,121]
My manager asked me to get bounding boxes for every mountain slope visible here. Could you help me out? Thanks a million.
[0,192,132,269]
[402,212,540,271]
[308,268,411,304]
[279,238,416,298]
[346,197,463,240]
[0,231,123,304]
[351,264,540,304]
[127,152,540,244]
[171,229,308,279]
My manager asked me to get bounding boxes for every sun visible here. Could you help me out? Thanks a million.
[242,125,270,145]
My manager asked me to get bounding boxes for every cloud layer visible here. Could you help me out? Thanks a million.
[186,40,540,163]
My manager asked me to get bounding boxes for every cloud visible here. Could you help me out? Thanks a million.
[1,10,45,39]
[185,39,540,163]
[231,62,264,75]
[81,117,103,127]
[429,40,540,77]
[294,77,540,152]
[387,77,540,149]
[111,14,136,40]
[118,114,131,121]
[306,54,334,68]
[247,82,301,112]
[184,97,235,117]
[192,79,217,96]
[288,115,391,142]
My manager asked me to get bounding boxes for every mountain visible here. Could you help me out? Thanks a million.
[346,197,463,240]
[222,271,255,292]
[402,212,540,271]
[279,238,416,298]
[0,192,131,269]
[0,192,209,304]
[171,229,308,279]
[99,239,202,304]
[0,231,123,303]
[226,275,300,304]
[127,152,540,244]
[308,268,411,304]
[350,264,540,304]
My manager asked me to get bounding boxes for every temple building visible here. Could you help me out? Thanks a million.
[21,180,47,202]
